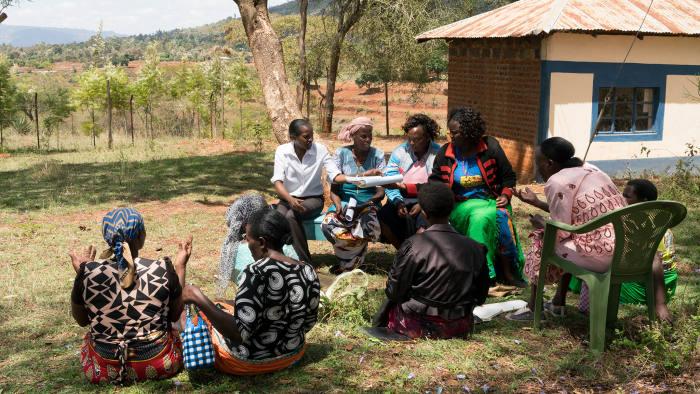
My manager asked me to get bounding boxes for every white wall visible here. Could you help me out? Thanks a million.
[544,34,700,162]
[542,33,700,65]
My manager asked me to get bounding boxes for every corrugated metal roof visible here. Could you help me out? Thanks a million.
[416,0,700,41]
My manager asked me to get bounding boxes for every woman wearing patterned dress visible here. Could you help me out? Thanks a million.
[507,137,627,321]
[321,117,385,274]
[69,208,191,384]
[430,107,525,286]
[183,208,321,375]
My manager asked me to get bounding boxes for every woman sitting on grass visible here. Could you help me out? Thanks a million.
[379,113,442,249]
[322,117,384,274]
[183,208,321,375]
[430,106,525,287]
[508,137,626,321]
[379,182,490,339]
[69,208,191,384]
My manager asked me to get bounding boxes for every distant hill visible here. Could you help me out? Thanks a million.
[0,25,122,47]
[0,18,234,67]
[269,0,332,16]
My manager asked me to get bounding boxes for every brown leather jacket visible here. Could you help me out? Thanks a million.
[385,224,490,320]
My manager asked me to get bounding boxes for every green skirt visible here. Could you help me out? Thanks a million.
[449,198,525,280]
[569,269,678,304]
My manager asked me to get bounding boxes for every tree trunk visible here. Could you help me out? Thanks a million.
[221,76,226,138]
[322,37,343,134]
[306,83,311,118]
[107,79,113,149]
[296,0,309,111]
[91,109,96,148]
[321,0,367,134]
[239,100,243,135]
[210,95,215,139]
[384,81,389,136]
[129,94,135,145]
[34,92,39,149]
[234,0,302,143]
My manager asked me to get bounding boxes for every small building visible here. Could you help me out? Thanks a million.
[417,0,700,181]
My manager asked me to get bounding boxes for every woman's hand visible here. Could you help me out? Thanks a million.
[361,169,382,177]
[384,182,405,190]
[496,194,510,208]
[514,187,539,205]
[289,197,307,213]
[396,202,408,217]
[529,214,546,229]
[409,203,422,217]
[69,245,96,274]
[175,235,193,269]
[182,284,204,305]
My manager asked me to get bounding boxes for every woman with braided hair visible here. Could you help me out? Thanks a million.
[69,207,191,384]
[430,106,525,287]
[379,113,442,249]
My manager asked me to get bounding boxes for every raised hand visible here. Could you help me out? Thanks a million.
[175,235,193,268]
[69,245,96,274]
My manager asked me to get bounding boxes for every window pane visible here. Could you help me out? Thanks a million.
[615,103,633,120]
[635,117,653,131]
[616,88,634,102]
[600,87,613,102]
[635,88,655,102]
[615,118,632,132]
[636,102,653,117]
[597,119,613,132]
[599,102,614,117]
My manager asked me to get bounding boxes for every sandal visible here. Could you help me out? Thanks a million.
[505,307,545,322]
[544,301,566,317]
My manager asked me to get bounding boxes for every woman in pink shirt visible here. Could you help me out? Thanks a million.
[507,137,626,321]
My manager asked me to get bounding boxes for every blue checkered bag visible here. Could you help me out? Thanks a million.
[180,305,215,370]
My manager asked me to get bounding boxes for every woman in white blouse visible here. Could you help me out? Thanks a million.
[271,119,347,265]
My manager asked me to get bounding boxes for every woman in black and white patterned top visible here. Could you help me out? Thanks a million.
[183,208,320,373]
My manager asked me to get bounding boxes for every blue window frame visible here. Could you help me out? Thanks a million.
[596,87,659,134]
[537,61,700,144]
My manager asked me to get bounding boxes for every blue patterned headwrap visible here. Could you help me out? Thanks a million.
[102,208,145,271]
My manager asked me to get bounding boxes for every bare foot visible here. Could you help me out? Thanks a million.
[656,304,673,323]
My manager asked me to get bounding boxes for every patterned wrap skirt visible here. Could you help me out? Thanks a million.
[80,331,183,384]
[387,305,474,339]
[200,303,306,375]
[321,206,381,269]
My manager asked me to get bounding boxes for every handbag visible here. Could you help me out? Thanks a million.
[180,304,215,370]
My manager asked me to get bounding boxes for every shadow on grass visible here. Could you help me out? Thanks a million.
[0,152,275,211]
[311,251,395,275]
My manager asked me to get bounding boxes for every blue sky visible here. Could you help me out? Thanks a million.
[3,0,291,35]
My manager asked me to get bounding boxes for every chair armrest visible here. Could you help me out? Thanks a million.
[544,218,605,235]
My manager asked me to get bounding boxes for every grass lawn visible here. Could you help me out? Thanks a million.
[1,136,698,393]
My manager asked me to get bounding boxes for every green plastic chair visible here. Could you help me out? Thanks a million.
[533,200,687,353]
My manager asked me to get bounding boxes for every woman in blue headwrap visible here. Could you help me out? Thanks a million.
[69,207,192,385]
